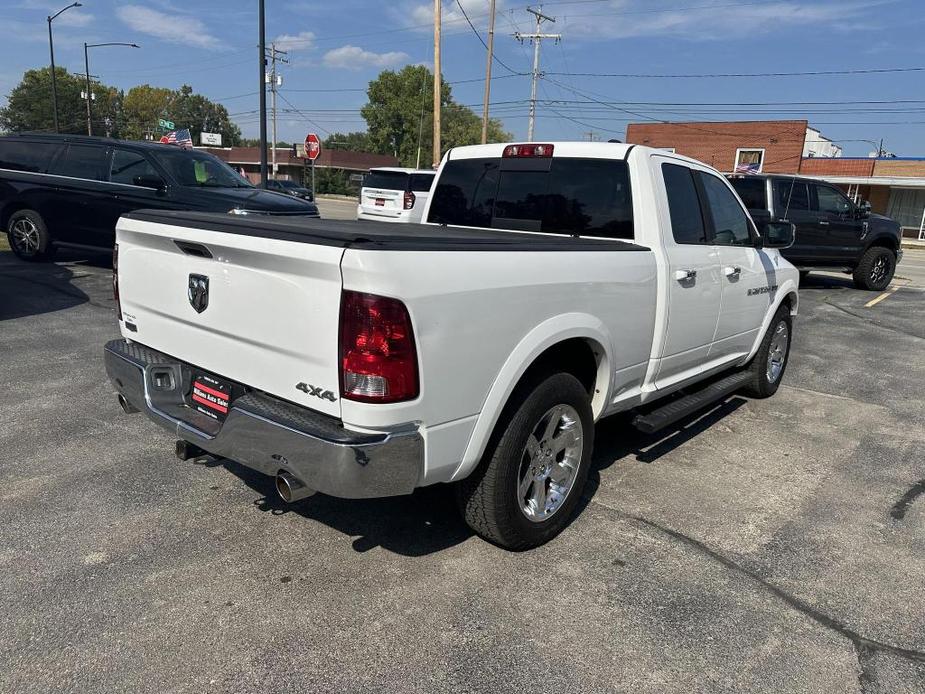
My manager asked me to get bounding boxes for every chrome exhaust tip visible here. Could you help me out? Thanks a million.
[276,471,315,503]
[118,394,139,414]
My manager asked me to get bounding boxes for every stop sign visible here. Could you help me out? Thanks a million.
[304,133,321,161]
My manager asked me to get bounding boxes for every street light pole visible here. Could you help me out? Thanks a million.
[83,42,140,136]
[47,2,82,134]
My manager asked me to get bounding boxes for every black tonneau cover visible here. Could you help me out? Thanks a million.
[124,209,650,252]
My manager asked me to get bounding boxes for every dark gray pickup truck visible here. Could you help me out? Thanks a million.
[728,173,902,290]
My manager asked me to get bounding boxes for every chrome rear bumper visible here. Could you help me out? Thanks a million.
[103,339,423,498]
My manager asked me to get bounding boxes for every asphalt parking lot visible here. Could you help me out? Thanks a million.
[0,235,923,693]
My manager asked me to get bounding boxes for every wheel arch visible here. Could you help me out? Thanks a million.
[450,314,612,482]
[1,200,33,230]
[743,282,798,364]
[864,234,900,254]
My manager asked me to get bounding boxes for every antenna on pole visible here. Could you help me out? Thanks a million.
[514,6,560,142]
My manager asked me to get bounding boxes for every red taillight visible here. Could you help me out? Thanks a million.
[502,143,554,158]
[112,243,122,320]
[339,291,419,403]
[403,190,415,210]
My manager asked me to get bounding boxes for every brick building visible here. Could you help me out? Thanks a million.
[626,119,924,239]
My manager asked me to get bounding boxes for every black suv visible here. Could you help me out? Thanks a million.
[728,174,902,290]
[0,134,319,261]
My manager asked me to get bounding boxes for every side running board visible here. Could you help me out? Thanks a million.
[632,371,752,434]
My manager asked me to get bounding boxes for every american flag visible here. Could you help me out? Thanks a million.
[160,129,193,149]
[735,162,761,174]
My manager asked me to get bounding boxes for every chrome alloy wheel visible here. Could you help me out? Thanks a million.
[517,404,583,522]
[766,320,789,384]
[870,255,890,285]
[10,218,40,256]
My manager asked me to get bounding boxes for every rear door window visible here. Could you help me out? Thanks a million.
[699,173,753,246]
[0,140,62,173]
[728,177,767,210]
[662,163,708,245]
[428,157,633,239]
[409,173,435,192]
[48,144,108,181]
[364,171,410,191]
[774,179,810,213]
[109,148,160,186]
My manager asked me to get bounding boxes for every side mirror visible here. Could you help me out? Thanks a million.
[856,200,871,218]
[758,221,795,249]
[133,174,166,191]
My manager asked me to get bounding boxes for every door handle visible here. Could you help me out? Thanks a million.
[818,220,830,226]
[673,269,697,281]
[724,266,741,278]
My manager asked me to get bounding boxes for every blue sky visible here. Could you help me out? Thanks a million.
[4,0,925,156]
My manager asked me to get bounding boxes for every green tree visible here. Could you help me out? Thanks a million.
[0,67,122,136]
[168,85,241,146]
[360,65,509,167]
[324,131,371,152]
[122,84,175,140]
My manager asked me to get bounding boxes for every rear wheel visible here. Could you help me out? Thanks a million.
[742,303,792,398]
[456,372,594,550]
[7,210,55,262]
[852,246,896,291]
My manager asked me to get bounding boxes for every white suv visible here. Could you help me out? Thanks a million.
[356,167,435,223]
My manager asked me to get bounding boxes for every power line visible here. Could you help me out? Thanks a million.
[455,0,522,75]
[543,66,925,79]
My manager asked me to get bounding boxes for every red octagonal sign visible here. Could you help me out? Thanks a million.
[304,133,321,161]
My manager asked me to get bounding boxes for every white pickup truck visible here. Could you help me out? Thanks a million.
[105,142,799,549]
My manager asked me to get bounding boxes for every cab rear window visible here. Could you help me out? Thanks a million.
[428,157,634,239]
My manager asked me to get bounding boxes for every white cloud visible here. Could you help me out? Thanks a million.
[407,0,886,41]
[274,31,315,51]
[116,5,222,50]
[323,45,410,70]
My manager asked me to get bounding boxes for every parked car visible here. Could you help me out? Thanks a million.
[356,167,435,223]
[727,173,902,290]
[0,134,319,261]
[266,178,314,201]
[105,142,798,549]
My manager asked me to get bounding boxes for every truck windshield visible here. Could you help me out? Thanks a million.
[151,148,252,188]
[428,157,634,239]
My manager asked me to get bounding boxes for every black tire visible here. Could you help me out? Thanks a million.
[741,303,792,399]
[852,246,896,291]
[456,372,594,550]
[7,210,55,261]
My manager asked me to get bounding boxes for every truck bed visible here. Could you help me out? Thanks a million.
[124,209,650,252]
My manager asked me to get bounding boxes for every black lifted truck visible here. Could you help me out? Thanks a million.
[728,173,902,290]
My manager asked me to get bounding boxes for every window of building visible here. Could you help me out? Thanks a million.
[662,163,708,245]
[734,148,765,174]
[887,188,925,228]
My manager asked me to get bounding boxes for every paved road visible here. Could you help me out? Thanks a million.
[317,196,359,220]
[0,249,922,693]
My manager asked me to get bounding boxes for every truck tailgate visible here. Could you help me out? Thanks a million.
[116,215,344,418]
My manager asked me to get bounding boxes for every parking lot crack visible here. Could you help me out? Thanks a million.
[589,499,925,667]
[822,296,923,340]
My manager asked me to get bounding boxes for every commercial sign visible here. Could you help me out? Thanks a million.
[200,132,222,146]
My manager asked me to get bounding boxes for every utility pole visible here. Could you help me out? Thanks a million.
[514,7,560,142]
[583,131,597,142]
[432,0,442,168]
[258,0,268,187]
[83,43,93,135]
[266,43,289,179]
[480,0,497,144]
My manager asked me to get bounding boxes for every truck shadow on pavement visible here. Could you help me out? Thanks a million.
[218,397,749,557]
[0,251,92,321]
